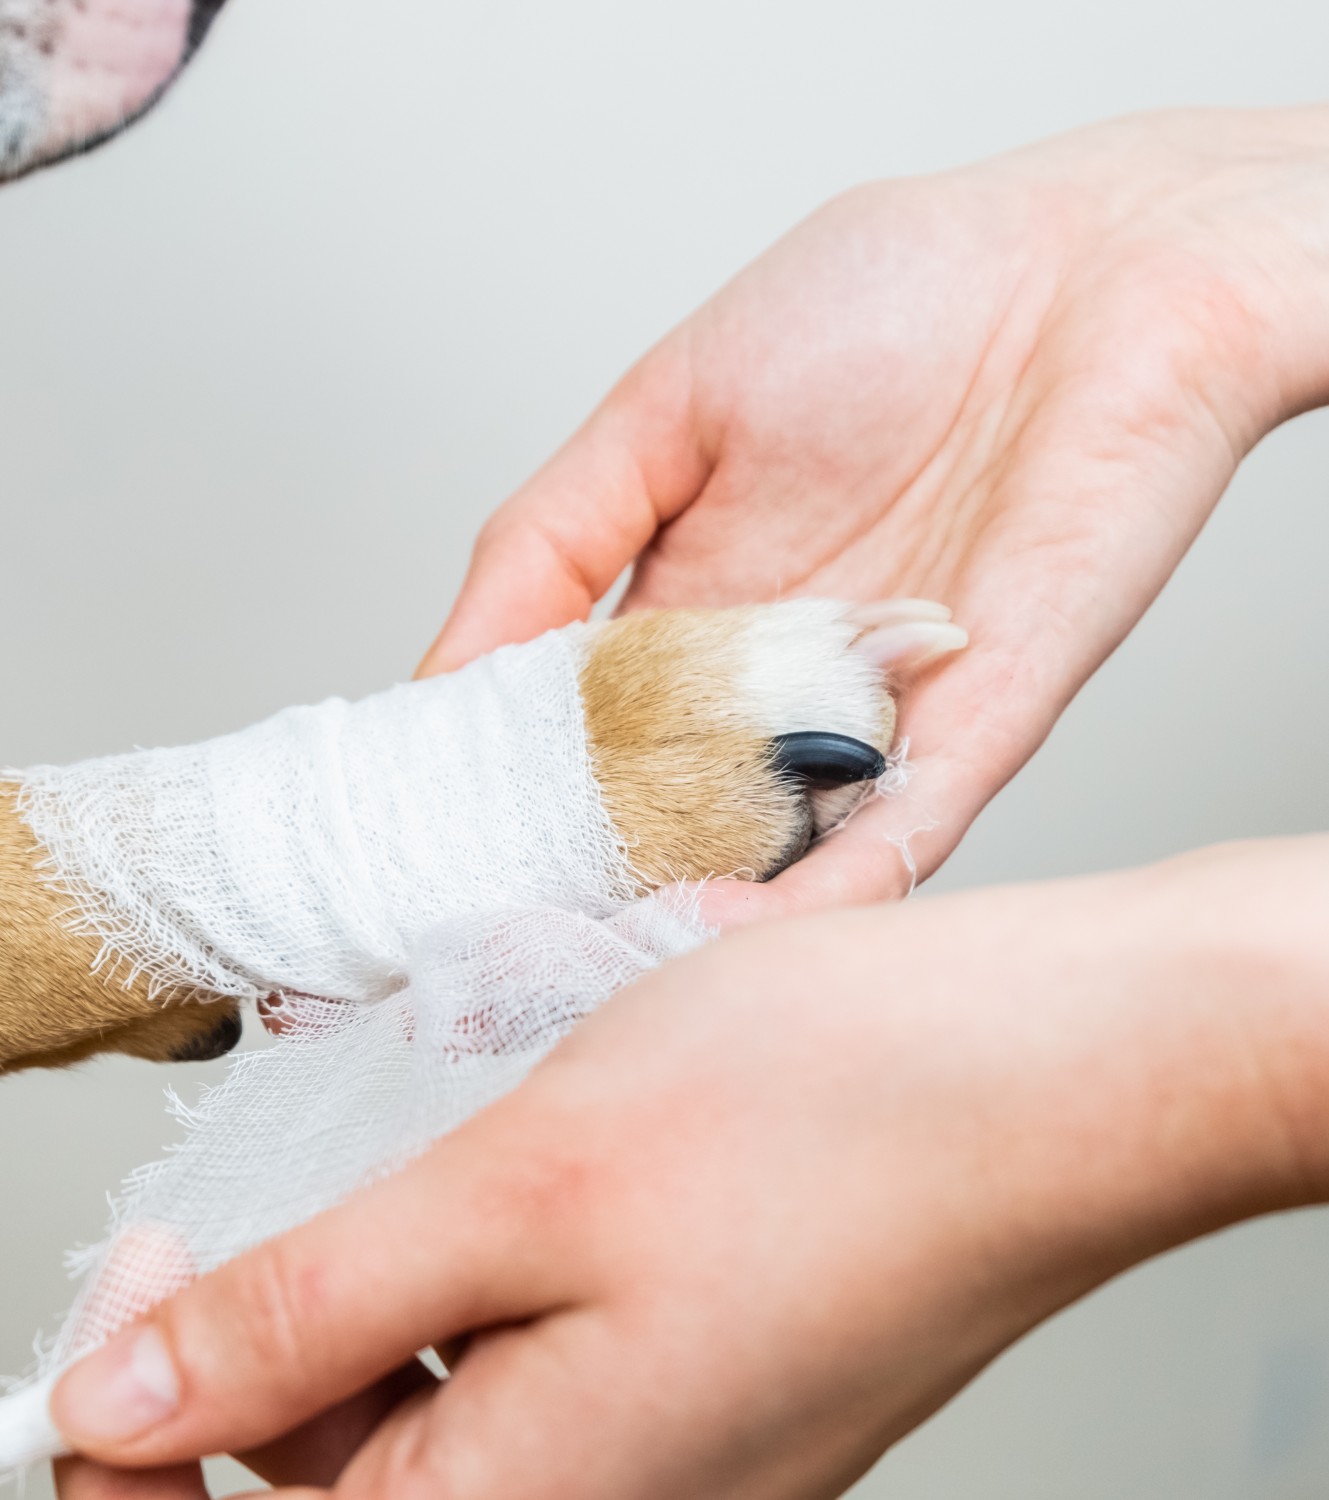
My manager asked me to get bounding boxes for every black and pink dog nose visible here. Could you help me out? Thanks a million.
[769,732,886,791]
[0,0,230,182]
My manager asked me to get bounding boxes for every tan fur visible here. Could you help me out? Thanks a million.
[580,609,895,888]
[0,785,238,1073]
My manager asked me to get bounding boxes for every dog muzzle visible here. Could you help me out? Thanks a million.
[0,0,227,182]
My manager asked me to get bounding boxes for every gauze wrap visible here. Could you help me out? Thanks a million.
[13,625,649,1003]
[0,624,710,1472]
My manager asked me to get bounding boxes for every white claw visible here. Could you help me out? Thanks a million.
[854,619,969,673]
[846,599,954,629]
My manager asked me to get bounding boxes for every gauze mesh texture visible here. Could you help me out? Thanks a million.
[12,626,636,1004]
[52,896,706,1363]
[0,624,711,1473]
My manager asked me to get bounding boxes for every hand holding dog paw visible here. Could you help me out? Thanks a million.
[48,838,1329,1499]
[421,107,1329,918]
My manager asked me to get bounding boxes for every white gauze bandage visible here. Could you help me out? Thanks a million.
[0,624,709,1473]
[14,625,646,1003]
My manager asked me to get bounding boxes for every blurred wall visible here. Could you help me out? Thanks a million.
[2,0,1328,1494]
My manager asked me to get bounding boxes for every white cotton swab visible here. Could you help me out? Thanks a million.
[0,1370,69,1469]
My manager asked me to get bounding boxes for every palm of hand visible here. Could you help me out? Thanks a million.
[427,112,1324,915]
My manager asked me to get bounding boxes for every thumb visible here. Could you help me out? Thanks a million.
[48,1098,581,1470]
[417,344,711,677]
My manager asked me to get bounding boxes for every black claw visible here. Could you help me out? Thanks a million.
[769,732,887,791]
[171,1009,243,1063]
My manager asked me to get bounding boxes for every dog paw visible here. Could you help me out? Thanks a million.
[579,598,965,886]
[0,601,962,1074]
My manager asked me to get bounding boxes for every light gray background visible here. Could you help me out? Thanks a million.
[2,0,1328,1494]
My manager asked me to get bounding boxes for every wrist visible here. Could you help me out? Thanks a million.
[1192,106,1329,428]
[869,842,1329,1334]
[1021,841,1329,1297]
[995,106,1329,440]
[1139,838,1329,1200]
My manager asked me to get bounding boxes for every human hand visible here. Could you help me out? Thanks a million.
[50,836,1329,1498]
[419,107,1329,922]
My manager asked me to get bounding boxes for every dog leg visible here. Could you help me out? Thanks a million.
[0,600,962,1072]
[0,784,241,1071]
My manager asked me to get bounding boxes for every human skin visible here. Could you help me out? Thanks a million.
[49,835,1329,1498]
[418,105,1329,924]
[45,106,1329,1495]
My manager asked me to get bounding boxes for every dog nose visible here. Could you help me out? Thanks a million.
[171,1009,243,1063]
[769,731,886,790]
[187,0,229,55]
[0,0,233,184]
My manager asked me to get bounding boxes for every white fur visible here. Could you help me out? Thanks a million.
[734,598,965,833]
[0,0,50,175]
[736,599,886,744]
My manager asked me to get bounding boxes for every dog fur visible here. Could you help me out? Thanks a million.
[0,785,243,1071]
[584,607,897,888]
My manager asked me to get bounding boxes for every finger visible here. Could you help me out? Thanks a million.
[260,1319,623,1500]
[54,1364,437,1497]
[417,343,711,676]
[237,1359,438,1489]
[55,1455,209,1500]
[71,1224,198,1354]
[50,1096,583,1470]
[266,1305,870,1500]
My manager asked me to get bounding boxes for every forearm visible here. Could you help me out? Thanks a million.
[1067,106,1329,429]
[852,837,1329,1328]
[926,106,1329,458]
[1033,841,1329,1314]
[1215,105,1329,423]
[966,840,1329,1308]
[1126,837,1329,1214]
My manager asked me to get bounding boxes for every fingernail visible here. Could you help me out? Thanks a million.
[55,1326,180,1445]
